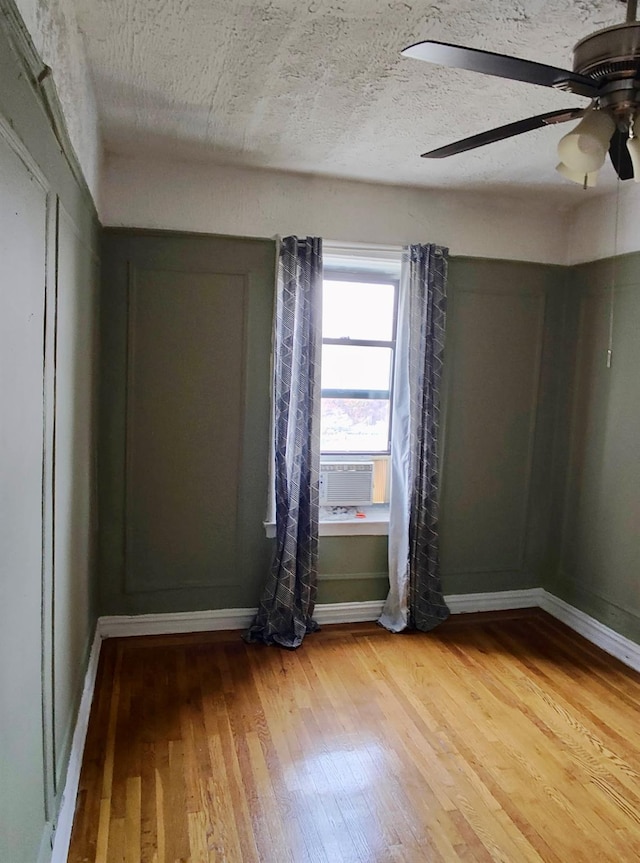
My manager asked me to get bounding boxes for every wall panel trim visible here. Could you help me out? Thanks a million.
[440,283,548,578]
[318,571,388,582]
[40,192,58,819]
[0,112,49,190]
[122,265,250,594]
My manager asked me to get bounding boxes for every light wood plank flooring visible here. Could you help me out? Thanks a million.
[68,610,640,862]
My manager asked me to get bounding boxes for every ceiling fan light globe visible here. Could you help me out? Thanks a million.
[557,110,615,173]
[555,162,598,186]
[557,133,606,173]
[626,135,640,182]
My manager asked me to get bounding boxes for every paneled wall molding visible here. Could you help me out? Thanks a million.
[44,199,98,818]
[0,0,96,217]
[0,11,100,858]
[440,260,552,583]
[443,564,535,577]
[265,520,390,538]
[579,283,640,297]
[123,265,250,594]
[99,233,275,614]
[0,110,49,189]
[553,257,640,638]
[318,571,388,582]
[40,194,58,822]
[452,285,552,297]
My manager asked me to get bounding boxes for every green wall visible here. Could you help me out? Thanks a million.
[440,258,567,596]
[99,234,569,612]
[317,536,389,604]
[0,10,99,863]
[99,230,276,614]
[546,252,640,643]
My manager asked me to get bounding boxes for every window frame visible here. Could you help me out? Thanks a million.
[320,267,399,457]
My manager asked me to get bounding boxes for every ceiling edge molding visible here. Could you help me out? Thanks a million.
[0,0,98,219]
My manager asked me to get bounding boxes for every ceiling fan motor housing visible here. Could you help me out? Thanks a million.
[573,22,640,116]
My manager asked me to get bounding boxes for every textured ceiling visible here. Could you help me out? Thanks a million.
[73,0,629,201]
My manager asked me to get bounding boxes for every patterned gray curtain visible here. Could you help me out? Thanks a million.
[379,244,450,632]
[245,236,323,648]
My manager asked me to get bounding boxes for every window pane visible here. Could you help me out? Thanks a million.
[321,398,390,453]
[323,280,395,341]
[321,345,392,392]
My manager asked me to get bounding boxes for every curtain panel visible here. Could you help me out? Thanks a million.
[380,243,450,633]
[245,236,323,648]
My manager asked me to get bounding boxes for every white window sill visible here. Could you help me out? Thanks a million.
[264,505,389,538]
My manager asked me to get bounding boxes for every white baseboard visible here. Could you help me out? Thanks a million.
[445,588,543,614]
[98,600,387,639]
[445,588,640,674]
[50,628,102,863]
[539,590,640,674]
[97,591,545,640]
[315,600,384,624]
[98,607,256,638]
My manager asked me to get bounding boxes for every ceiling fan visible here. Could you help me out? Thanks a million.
[403,0,640,185]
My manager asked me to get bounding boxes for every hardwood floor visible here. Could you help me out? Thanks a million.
[68,610,640,862]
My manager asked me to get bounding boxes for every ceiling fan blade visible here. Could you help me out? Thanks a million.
[403,41,598,98]
[609,128,634,180]
[421,109,585,159]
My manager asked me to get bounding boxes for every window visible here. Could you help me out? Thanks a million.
[317,249,401,531]
[320,273,398,455]
[264,245,402,538]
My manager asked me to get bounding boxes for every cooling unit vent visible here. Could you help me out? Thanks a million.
[319,462,374,506]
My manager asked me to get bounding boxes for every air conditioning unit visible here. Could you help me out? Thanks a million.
[319,462,374,506]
